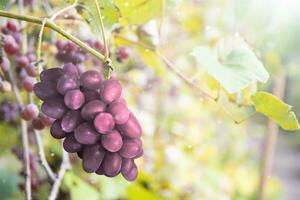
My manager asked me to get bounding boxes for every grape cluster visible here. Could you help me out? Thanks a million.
[55,41,87,64]
[0,100,19,123]
[33,63,143,181]
[1,20,21,55]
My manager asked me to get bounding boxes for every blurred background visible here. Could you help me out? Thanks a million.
[0,0,300,199]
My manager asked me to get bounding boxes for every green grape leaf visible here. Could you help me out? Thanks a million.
[113,0,163,25]
[251,91,300,131]
[0,0,8,9]
[77,0,119,34]
[64,172,99,200]
[191,36,269,93]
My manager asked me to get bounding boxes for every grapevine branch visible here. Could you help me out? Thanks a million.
[0,10,106,63]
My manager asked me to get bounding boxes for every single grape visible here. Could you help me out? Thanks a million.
[55,40,65,49]
[6,20,19,32]
[117,113,142,138]
[56,73,79,95]
[120,158,134,175]
[20,104,39,121]
[82,89,100,102]
[32,118,45,130]
[74,122,100,145]
[63,63,79,77]
[3,35,20,55]
[118,139,141,159]
[0,56,10,72]
[95,164,105,175]
[80,70,103,90]
[50,120,66,139]
[82,144,105,173]
[33,82,60,100]
[41,98,67,119]
[61,110,82,133]
[39,113,55,126]
[63,133,82,153]
[103,153,122,177]
[16,56,29,68]
[64,89,85,110]
[26,52,36,63]
[133,148,144,159]
[25,63,37,77]
[22,77,36,92]
[94,112,115,134]
[116,47,129,63]
[122,163,137,181]
[108,102,130,124]
[99,79,122,103]
[101,130,123,152]
[81,100,106,121]
[40,68,64,82]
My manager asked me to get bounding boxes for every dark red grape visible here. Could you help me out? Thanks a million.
[56,73,79,95]
[80,70,103,90]
[116,47,129,63]
[99,79,122,103]
[3,35,20,55]
[20,104,39,121]
[22,77,36,92]
[41,98,67,119]
[50,120,66,139]
[81,100,106,121]
[117,113,142,138]
[40,68,64,82]
[64,89,85,110]
[39,113,55,126]
[16,56,29,68]
[82,144,105,173]
[104,153,122,177]
[94,112,115,134]
[101,130,123,152]
[63,133,82,153]
[6,21,19,32]
[32,118,45,130]
[61,110,82,132]
[108,102,130,124]
[119,139,141,159]
[74,122,100,145]
[33,82,60,100]
[25,63,37,77]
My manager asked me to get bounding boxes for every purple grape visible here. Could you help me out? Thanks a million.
[104,153,122,177]
[22,77,36,92]
[74,123,100,145]
[32,118,45,130]
[40,68,64,82]
[77,149,83,159]
[116,47,129,63]
[80,70,103,90]
[33,82,60,100]
[82,89,100,102]
[108,102,130,124]
[61,110,82,132]
[82,144,105,173]
[64,89,85,110]
[101,130,123,152]
[56,73,79,95]
[63,133,82,153]
[117,113,142,138]
[133,148,144,159]
[25,63,37,77]
[3,35,20,55]
[95,164,105,175]
[119,139,141,159]
[41,98,67,119]
[0,56,10,72]
[99,79,122,103]
[122,163,137,181]
[80,100,106,121]
[50,120,66,139]
[16,56,29,68]
[6,20,19,32]
[94,112,115,134]
[20,104,39,121]
[63,63,79,77]
[121,158,134,175]
[39,113,55,126]
[0,101,19,123]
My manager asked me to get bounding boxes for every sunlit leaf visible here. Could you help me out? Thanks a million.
[191,36,269,93]
[64,172,99,200]
[251,91,300,130]
[77,0,119,34]
[113,0,163,25]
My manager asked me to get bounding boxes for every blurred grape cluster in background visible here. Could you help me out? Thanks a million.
[1,0,300,199]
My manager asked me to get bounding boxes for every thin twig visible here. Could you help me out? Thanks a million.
[50,1,78,21]
[48,145,71,200]
[0,10,106,63]
[94,0,109,61]
[36,18,46,79]
[257,73,286,200]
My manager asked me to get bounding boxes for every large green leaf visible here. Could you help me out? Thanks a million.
[113,0,163,25]
[77,0,119,34]
[64,172,99,200]
[0,0,8,9]
[191,36,269,93]
[251,91,300,131]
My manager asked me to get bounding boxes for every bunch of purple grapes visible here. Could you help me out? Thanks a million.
[55,41,87,64]
[0,100,19,123]
[33,63,143,181]
[1,20,21,55]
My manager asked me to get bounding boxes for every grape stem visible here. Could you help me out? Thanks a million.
[0,10,107,63]
[48,145,71,200]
